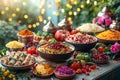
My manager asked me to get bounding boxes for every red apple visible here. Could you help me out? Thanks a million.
[54,30,70,42]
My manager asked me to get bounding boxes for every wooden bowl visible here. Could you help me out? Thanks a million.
[33,69,54,78]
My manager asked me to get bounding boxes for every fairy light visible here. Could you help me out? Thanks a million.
[74,12,77,16]
[68,17,72,21]
[77,8,80,12]
[39,16,43,22]
[43,20,47,24]
[74,1,77,5]
[41,9,45,14]
[94,1,97,6]
[1,11,5,15]
[22,2,26,6]
[80,4,84,8]
[38,5,43,9]
[48,16,51,20]
[48,4,52,8]
[12,13,16,17]
[55,0,61,3]
[8,18,12,22]
[66,4,72,9]
[28,24,32,28]
[5,7,9,11]
[36,22,40,26]
[16,8,20,12]
[33,24,37,28]
[68,11,72,15]
[61,9,65,13]
[86,0,90,4]
[24,15,28,19]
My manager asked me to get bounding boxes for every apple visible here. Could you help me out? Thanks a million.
[54,30,70,42]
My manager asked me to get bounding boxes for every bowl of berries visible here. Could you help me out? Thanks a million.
[65,33,98,52]
[37,41,75,62]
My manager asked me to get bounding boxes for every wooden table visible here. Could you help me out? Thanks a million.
[1,57,120,80]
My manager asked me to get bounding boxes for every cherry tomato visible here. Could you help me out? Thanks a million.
[70,30,78,35]
[97,46,105,52]
[27,47,38,56]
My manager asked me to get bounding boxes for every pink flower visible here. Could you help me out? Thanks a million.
[97,15,112,27]
[110,43,120,54]
[105,18,112,26]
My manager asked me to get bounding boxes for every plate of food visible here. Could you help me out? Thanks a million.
[33,64,54,78]
[0,51,35,70]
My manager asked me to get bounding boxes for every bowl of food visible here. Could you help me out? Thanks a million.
[37,42,75,62]
[33,64,54,78]
[17,29,34,45]
[65,33,98,52]
[0,51,35,70]
[96,30,120,44]
[6,41,25,52]
[54,65,76,80]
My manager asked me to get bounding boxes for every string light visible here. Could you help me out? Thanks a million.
[68,17,72,21]
[68,11,72,15]
[77,8,80,12]
[22,2,26,6]
[52,11,56,15]
[38,5,43,9]
[48,4,52,8]
[1,11,5,15]
[12,13,16,17]
[24,14,28,19]
[41,9,45,14]
[5,7,9,11]
[33,24,37,28]
[74,1,77,5]
[36,22,40,26]
[8,18,12,22]
[55,0,61,3]
[48,16,51,20]
[86,0,90,4]
[73,12,77,16]
[66,4,72,9]
[94,1,97,6]
[61,9,65,13]
[28,24,32,28]
[16,8,20,12]
[43,20,47,24]
[39,16,43,22]
[80,4,84,8]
